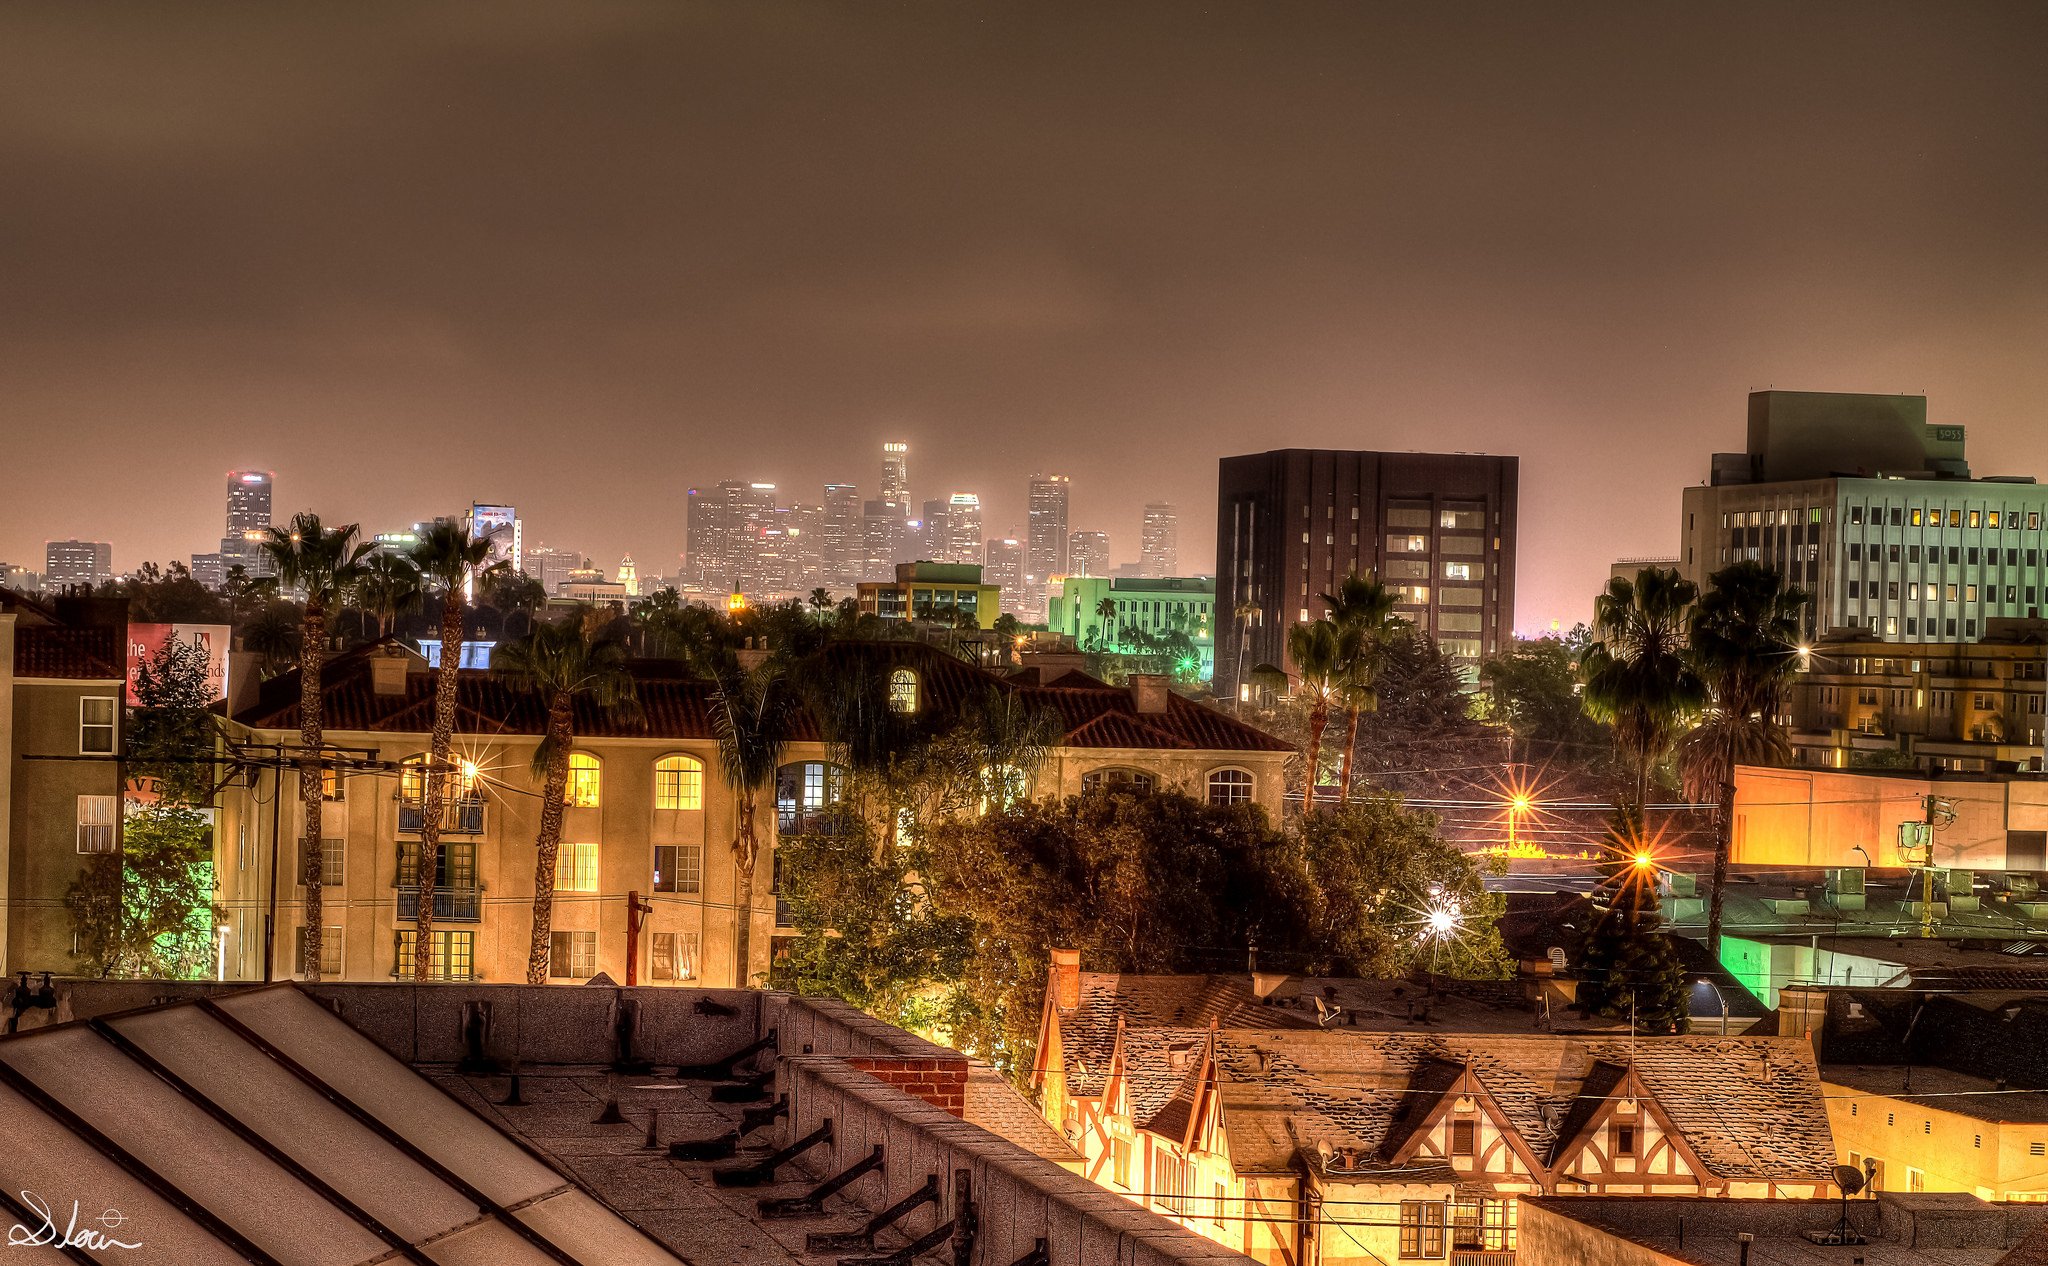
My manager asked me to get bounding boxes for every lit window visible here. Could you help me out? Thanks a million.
[398,929,474,981]
[76,794,117,853]
[549,929,597,979]
[1207,769,1254,806]
[888,668,920,714]
[777,761,847,832]
[554,841,599,892]
[654,755,703,811]
[79,696,117,755]
[565,753,601,807]
[651,931,699,981]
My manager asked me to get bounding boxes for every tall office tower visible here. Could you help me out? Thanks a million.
[523,544,583,595]
[615,555,640,597]
[860,498,906,576]
[783,502,826,592]
[684,486,726,587]
[1216,449,1519,702]
[881,442,910,507]
[1677,391,2048,644]
[941,493,983,565]
[221,469,277,578]
[1069,530,1110,578]
[1026,472,1071,592]
[820,483,862,589]
[45,540,113,588]
[984,537,1028,618]
[1140,503,1179,578]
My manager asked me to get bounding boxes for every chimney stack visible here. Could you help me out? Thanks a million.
[370,645,410,697]
[1129,674,1170,715]
[1049,948,1081,1012]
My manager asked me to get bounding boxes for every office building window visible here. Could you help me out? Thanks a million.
[565,753,602,806]
[554,841,599,892]
[549,929,598,979]
[654,755,704,811]
[654,843,702,894]
[76,795,117,853]
[651,930,699,981]
[79,696,116,755]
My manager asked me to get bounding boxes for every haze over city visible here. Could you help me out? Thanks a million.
[4,3,2045,631]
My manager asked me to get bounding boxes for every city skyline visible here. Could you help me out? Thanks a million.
[5,4,2046,633]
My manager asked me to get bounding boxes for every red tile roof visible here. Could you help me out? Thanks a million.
[13,624,124,679]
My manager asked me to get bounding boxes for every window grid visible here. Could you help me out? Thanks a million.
[76,794,118,854]
[550,929,598,979]
[298,837,345,888]
[396,929,474,981]
[651,930,700,981]
[555,841,600,892]
[654,844,702,894]
[79,696,116,756]
[565,754,602,807]
[654,756,704,811]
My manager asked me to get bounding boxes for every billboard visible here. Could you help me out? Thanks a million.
[470,503,519,574]
[127,623,232,705]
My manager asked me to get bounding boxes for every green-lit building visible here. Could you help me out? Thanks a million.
[1049,576,1216,678]
[855,561,1002,630]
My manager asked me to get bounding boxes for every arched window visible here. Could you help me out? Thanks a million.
[1207,768,1254,807]
[397,753,485,834]
[776,760,847,833]
[654,754,704,811]
[565,752,602,807]
[1082,767,1154,795]
[888,668,920,714]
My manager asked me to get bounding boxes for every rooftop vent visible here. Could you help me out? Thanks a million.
[370,647,409,697]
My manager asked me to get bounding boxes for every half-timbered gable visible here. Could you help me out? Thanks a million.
[1549,1062,1711,1194]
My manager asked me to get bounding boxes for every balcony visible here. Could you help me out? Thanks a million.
[395,884,483,923]
[1451,1253,1516,1266]
[399,800,486,836]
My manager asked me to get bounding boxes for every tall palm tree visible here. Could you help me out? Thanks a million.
[702,653,798,986]
[405,520,508,981]
[1252,618,1347,814]
[354,551,423,640]
[1319,570,1402,804]
[1580,567,1705,813]
[493,609,639,984]
[1094,596,1119,651]
[257,512,374,981]
[1679,562,1809,958]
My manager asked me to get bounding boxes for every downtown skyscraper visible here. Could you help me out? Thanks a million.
[1026,472,1070,617]
[1140,502,1179,578]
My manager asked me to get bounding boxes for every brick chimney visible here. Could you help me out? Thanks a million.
[1129,673,1170,714]
[1049,948,1081,1012]
[370,645,410,697]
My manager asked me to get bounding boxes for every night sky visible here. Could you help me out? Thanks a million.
[4,2,2044,630]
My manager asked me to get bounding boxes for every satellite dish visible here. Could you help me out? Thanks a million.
[1834,1164,1867,1196]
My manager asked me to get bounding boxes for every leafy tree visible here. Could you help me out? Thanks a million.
[1580,567,1704,812]
[257,511,374,981]
[696,649,799,987]
[406,519,508,980]
[106,561,230,624]
[126,635,221,806]
[353,551,423,641]
[1678,562,1809,957]
[1289,797,1509,979]
[1571,805,1690,1033]
[66,803,221,979]
[492,609,640,984]
[1481,635,1615,765]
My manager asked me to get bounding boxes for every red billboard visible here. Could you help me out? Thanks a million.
[126,623,232,705]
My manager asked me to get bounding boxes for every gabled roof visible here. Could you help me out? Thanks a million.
[1053,973,1276,1097]
[1020,669,1293,753]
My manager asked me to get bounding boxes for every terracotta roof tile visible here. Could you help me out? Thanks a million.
[13,624,123,679]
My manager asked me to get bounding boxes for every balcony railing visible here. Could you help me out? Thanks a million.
[395,884,484,923]
[1451,1252,1516,1266]
[399,800,486,835]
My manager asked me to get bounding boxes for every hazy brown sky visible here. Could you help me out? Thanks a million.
[4,2,2044,630]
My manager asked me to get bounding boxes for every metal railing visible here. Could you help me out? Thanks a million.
[395,884,484,922]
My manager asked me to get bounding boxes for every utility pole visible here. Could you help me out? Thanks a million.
[625,890,652,986]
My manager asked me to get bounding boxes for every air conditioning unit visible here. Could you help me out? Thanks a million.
[1825,867,1868,912]
[1944,869,1981,913]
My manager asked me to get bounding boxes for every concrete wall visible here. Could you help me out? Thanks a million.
[7,673,125,977]
[1518,1194,2048,1266]
[781,1054,1254,1266]
[1732,765,2048,871]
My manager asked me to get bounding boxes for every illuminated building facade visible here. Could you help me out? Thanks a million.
[1048,576,1215,677]
[1139,502,1178,578]
[43,539,113,588]
[1068,530,1110,577]
[983,537,1029,618]
[1027,473,1071,615]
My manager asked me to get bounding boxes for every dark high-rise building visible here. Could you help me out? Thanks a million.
[220,469,276,579]
[820,483,862,589]
[1026,473,1071,615]
[1068,530,1110,578]
[984,536,1028,618]
[45,540,113,588]
[1215,449,1519,702]
[1140,503,1178,578]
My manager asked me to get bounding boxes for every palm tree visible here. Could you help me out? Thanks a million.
[1093,596,1119,650]
[1580,566,1706,813]
[257,512,374,981]
[701,653,798,986]
[1679,563,1809,958]
[1252,618,1347,814]
[1319,571,1402,804]
[493,609,639,984]
[405,520,508,981]
[354,551,424,641]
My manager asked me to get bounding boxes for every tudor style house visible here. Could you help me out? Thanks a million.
[203,640,1290,989]
[1035,957,1838,1265]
